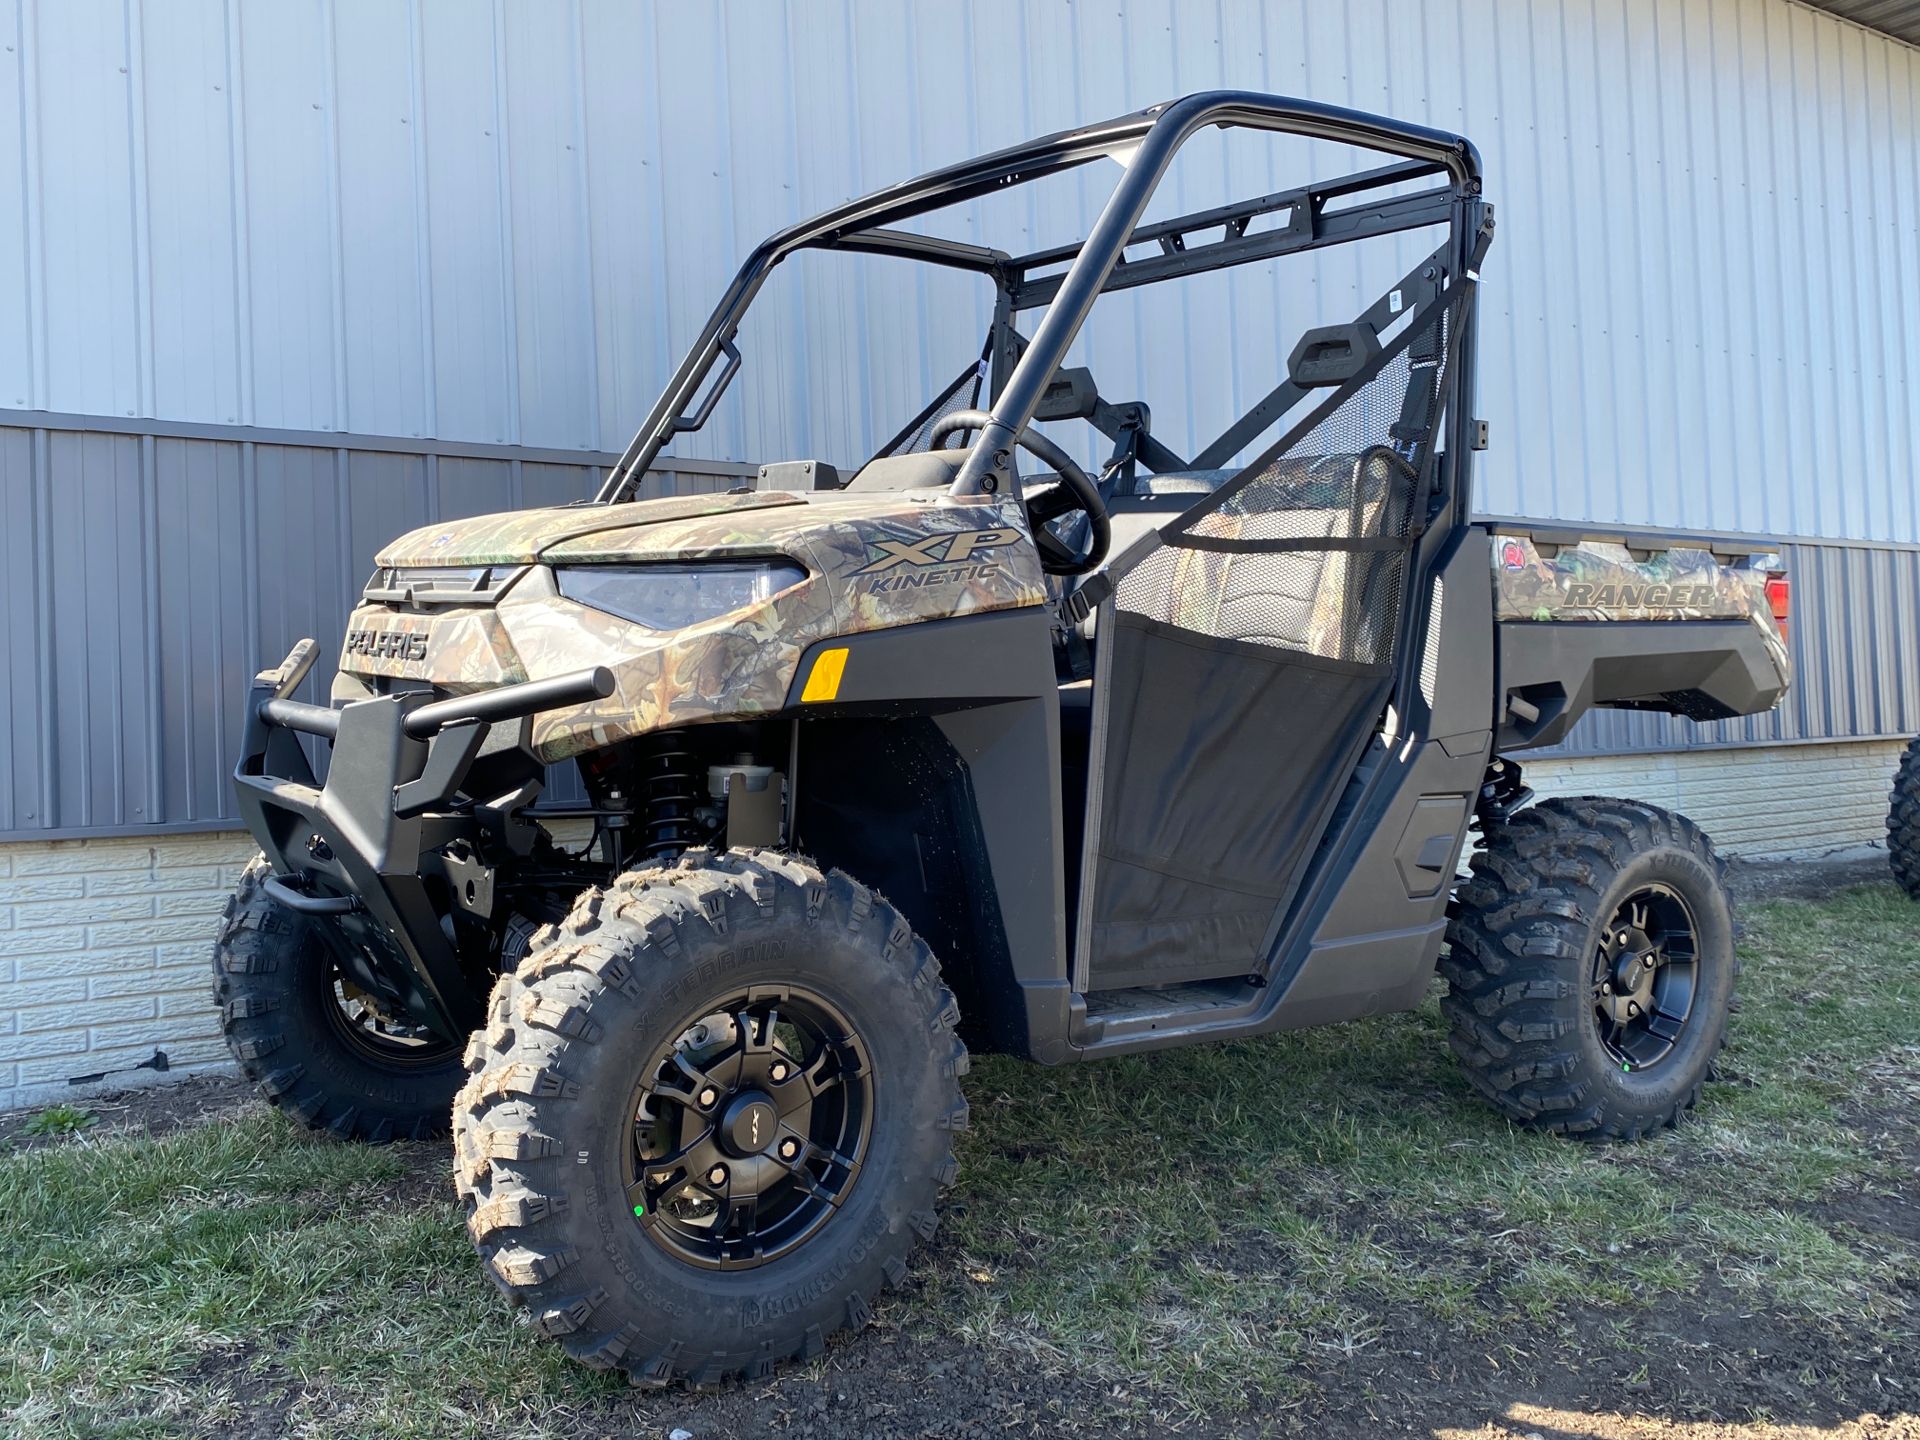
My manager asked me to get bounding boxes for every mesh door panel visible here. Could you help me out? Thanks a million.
[1081,299,1459,991]
[1108,306,1452,668]
[1181,337,1437,545]
[873,357,987,459]
[1113,521,1408,665]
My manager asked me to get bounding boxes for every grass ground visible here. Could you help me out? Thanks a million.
[1,883,1915,1439]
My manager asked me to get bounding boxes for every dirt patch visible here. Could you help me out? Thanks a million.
[63,1103,1915,1439]
[170,1292,1920,1440]
[0,1071,254,1151]
[1725,848,1894,905]
[1286,1278,1917,1439]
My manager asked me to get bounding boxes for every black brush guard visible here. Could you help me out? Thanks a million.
[232,639,614,1041]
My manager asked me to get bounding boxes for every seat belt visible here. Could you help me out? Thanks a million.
[1059,572,1113,628]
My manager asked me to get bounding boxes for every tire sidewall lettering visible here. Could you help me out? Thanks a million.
[735,1205,890,1329]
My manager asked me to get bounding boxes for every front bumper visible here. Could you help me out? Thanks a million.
[232,640,612,1041]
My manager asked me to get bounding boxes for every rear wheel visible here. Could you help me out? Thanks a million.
[1441,797,1736,1140]
[453,848,969,1385]
[212,856,465,1141]
[1889,735,1920,900]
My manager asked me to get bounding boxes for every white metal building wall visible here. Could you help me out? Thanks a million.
[2,0,1915,544]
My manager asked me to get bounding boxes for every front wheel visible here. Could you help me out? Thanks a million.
[211,856,466,1141]
[1441,797,1737,1140]
[453,849,969,1386]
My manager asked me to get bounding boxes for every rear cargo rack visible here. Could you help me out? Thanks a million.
[1486,521,1777,566]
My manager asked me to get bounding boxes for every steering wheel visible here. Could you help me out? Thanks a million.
[927,410,1111,576]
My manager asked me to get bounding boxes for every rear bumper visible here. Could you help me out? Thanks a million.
[1495,615,1790,752]
[231,641,612,1040]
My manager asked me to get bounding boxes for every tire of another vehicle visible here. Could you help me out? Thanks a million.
[211,855,467,1141]
[453,847,969,1387]
[1441,797,1737,1140]
[1888,735,1920,900]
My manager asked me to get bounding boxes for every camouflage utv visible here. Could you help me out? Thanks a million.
[217,92,1790,1385]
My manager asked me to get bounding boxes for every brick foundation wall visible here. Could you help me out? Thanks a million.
[0,740,1904,1114]
[0,833,256,1113]
[1524,738,1905,859]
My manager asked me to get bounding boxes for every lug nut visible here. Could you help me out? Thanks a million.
[1617,931,1630,945]
[1600,982,1612,995]
[1642,954,1656,969]
[697,1087,718,1108]
[707,1165,727,1187]
[778,1138,799,1161]
[769,1062,789,1082]
[1626,1001,1641,1017]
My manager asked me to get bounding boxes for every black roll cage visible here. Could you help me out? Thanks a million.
[595,89,1485,508]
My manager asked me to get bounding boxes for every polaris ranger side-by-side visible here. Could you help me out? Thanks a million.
[216,93,1790,1385]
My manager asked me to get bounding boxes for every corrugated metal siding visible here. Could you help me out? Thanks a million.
[0,417,742,837]
[1,0,1914,541]
[1,0,1916,838]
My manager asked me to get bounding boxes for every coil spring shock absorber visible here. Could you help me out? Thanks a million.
[1472,758,1534,836]
[640,731,704,859]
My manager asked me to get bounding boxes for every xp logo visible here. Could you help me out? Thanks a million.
[853,527,1020,576]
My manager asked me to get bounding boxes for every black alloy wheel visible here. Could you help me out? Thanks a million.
[1590,884,1699,1072]
[322,963,463,1070]
[453,850,969,1387]
[628,990,874,1270]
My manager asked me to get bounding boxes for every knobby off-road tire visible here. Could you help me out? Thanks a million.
[453,848,969,1386]
[1888,735,1920,900]
[1441,797,1737,1140]
[211,856,466,1141]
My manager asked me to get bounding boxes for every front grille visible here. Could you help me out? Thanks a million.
[361,565,524,608]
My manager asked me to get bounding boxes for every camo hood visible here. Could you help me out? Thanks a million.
[375,492,807,567]
[337,488,1050,762]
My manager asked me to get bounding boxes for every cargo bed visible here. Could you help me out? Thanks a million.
[1482,525,1791,751]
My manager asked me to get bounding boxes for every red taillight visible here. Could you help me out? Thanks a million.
[1764,573,1790,644]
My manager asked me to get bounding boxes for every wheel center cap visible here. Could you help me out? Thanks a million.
[1603,946,1659,1021]
[719,1092,779,1157]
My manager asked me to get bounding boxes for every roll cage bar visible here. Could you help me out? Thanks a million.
[596,89,1485,507]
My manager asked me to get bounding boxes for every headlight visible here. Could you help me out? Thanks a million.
[554,560,808,631]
